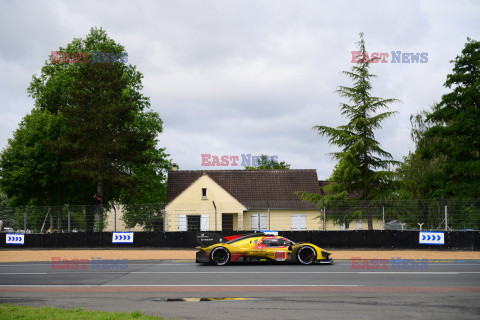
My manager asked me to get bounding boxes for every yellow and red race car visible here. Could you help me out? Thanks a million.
[196,232,333,266]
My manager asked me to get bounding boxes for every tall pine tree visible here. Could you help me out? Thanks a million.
[300,33,399,229]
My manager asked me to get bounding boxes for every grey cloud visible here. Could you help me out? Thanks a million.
[0,0,479,180]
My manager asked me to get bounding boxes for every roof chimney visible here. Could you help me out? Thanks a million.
[172,163,178,171]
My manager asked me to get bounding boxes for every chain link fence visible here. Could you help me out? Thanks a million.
[0,199,479,233]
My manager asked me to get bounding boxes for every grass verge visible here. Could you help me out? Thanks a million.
[0,304,164,319]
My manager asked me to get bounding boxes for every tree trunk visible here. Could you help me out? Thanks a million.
[368,215,373,230]
[95,181,103,231]
[57,208,62,233]
[49,211,54,232]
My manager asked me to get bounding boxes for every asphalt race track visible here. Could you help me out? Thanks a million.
[1,259,480,319]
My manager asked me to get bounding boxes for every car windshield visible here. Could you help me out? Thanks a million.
[261,237,296,246]
[282,237,295,245]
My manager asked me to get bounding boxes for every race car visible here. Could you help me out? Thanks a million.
[195,232,333,266]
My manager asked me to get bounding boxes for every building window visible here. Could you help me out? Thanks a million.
[187,215,201,231]
[356,220,362,230]
[251,214,267,231]
[201,188,207,199]
[340,222,350,230]
[291,214,307,231]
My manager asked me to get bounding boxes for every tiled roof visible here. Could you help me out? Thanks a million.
[166,169,321,210]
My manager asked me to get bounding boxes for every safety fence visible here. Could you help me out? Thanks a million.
[0,199,479,234]
[0,230,479,250]
[0,204,164,234]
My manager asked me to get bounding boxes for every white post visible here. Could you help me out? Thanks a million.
[417,222,424,231]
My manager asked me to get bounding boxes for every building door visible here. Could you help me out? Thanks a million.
[222,214,234,231]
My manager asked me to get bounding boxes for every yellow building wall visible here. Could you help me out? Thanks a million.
[103,205,145,232]
[326,218,384,230]
[243,210,324,231]
[165,174,245,231]
[243,211,384,231]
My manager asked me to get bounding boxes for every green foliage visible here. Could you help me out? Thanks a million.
[0,191,7,207]
[0,109,91,207]
[396,109,447,199]
[298,33,399,229]
[1,27,171,230]
[245,155,291,170]
[418,38,480,198]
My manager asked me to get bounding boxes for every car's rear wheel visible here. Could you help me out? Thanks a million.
[210,247,230,266]
[297,245,317,265]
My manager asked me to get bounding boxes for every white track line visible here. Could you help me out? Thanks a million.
[130,271,480,274]
[1,271,479,275]
[0,284,362,287]
[0,273,47,275]
[1,263,479,267]
[0,263,191,267]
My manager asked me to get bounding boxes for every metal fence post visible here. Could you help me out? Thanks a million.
[443,198,448,231]
[266,200,270,230]
[22,206,27,234]
[66,205,70,233]
[113,204,117,232]
[212,201,217,231]
[322,199,326,231]
[382,199,385,230]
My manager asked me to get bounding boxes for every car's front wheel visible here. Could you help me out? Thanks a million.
[297,245,317,265]
[210,247,230,266]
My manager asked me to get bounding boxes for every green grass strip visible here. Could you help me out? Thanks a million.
[0,304,165,320]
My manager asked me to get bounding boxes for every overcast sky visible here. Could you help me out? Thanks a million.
[1,0,479,179]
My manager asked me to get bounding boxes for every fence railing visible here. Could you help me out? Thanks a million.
[0,199,479,234]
